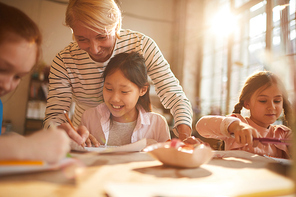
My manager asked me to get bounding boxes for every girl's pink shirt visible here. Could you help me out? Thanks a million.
[196,114,292,159]
[80,103,171,145]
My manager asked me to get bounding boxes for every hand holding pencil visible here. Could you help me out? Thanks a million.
[61,111,89,149]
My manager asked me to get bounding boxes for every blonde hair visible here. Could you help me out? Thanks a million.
[65,0,122,38]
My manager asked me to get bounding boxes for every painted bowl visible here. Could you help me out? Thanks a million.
[144,139,214,168]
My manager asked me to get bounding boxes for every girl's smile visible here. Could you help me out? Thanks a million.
[111,104,122,109]
[103,69,147,123]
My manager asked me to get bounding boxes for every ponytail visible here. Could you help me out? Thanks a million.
[283,98,292,127]
[232,102,243,114]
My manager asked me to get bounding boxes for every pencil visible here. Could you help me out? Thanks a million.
[0,160,44,166]
[64,110,75,130]
[63,111,85,149]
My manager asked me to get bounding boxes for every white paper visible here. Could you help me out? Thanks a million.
[84,138,147,153]
[105,178,295,197]
[263,155,292,165]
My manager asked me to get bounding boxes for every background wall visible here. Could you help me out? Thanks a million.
[0,0,193,134]
[119,0,174,63]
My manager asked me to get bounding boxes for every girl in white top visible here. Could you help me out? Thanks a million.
[80,52,171,147]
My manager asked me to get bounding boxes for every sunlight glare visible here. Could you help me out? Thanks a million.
[223,157,252,164]
[210,9,237,37]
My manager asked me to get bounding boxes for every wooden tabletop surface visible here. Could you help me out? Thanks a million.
[0,150,294,197]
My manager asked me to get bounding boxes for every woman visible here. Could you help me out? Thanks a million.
[44,0,193,146]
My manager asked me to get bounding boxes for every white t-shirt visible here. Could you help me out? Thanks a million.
[107,120,136,146]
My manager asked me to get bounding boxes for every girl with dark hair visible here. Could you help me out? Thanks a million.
[79,52,170,147]
[196,71,292,159]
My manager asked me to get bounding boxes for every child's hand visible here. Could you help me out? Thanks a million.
[85,134,100,147]
[25,128,71,164]
[146,139,158,146]
[228,121,261,147]
[58,123,89,147]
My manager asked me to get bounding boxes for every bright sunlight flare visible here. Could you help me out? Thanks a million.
[210,8,238,37]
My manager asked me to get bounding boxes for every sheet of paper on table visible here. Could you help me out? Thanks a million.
[263,155,292,165]
[83,138,147,153]
[105,180,294,197]
[0,158,77,176]
[104,150,295,197]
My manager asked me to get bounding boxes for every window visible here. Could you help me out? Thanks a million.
[199,0,296,116]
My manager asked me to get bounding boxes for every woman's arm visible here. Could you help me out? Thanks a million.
[141,35,193,140]
[43,53,73,129]
[43,53,90,146]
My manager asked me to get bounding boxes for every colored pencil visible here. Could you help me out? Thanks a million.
[253,137,291,145]
[63,111,85,149]
[0,160,44,166]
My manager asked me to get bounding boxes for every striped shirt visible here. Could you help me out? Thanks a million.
[44,29,192,135]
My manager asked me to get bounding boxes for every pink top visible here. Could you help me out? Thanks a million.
[196,114,292,159]
[80,103,171,145]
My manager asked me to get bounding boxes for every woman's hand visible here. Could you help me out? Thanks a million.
[85,134,100,147]
[182,136,210,147]
[228,121,261,147]
[58,123,89,147]
[176,124,192,141]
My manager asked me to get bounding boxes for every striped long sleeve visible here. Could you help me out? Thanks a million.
[44,29,192,134]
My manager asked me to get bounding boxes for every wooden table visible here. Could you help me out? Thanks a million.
[0,150,294,197]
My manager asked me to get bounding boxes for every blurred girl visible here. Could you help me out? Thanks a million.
[80,52,171,147]
[0,2,70,163]
[196,71,292,159]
